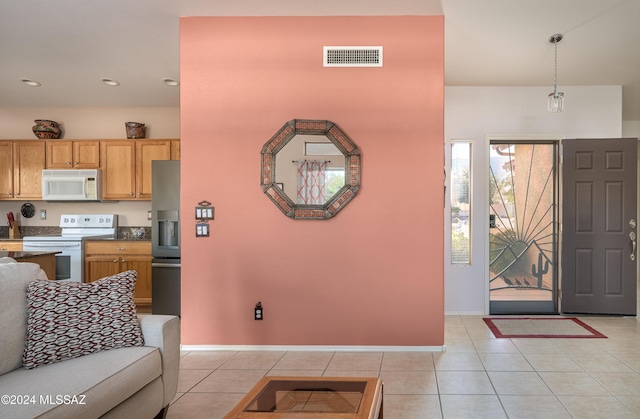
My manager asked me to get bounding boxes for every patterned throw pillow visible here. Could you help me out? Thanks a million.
[23,270,144,369]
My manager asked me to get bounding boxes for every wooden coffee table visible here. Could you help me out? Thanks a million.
[224,376,383,418]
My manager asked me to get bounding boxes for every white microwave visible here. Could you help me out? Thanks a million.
[41,169,102,201]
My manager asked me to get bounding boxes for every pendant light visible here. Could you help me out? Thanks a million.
[548,33,564,113]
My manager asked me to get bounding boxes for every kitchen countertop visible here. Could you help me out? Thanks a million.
[1,226,152,241]
[0,237,151,242]
[0,251,61,258]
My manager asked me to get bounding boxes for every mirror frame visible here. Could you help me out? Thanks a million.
[261,119,361,220]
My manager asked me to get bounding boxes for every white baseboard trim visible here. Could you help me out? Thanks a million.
[180,344,447,352]
[445,311,486,316]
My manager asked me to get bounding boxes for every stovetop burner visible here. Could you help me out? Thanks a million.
[22,214,118,242]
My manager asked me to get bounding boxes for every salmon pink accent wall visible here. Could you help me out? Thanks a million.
[180,16,444,346]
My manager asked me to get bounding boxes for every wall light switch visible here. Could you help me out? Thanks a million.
[195,206,214,220]
[40,209,46,220]
[196,223,210,237]
[147,210,152,221]
[254,302,263,320]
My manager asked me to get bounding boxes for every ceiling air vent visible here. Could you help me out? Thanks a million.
[323,46,383,67]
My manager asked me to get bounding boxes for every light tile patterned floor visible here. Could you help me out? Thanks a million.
[167,315,640,418]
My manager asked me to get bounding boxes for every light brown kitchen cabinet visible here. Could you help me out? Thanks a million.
[136,140,172,200]
[100,141,136,200]
[100,140,174,200]
[171,140,180,160]
[0,141,45,200]
[84,240,152,310]
[0,142,13,199]
[0,241,23,251]
[14,141,46,199]
[46,140,100,169]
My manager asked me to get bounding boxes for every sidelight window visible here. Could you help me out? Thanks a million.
[450,142,472,264]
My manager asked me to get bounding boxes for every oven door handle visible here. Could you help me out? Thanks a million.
[23,243,80,248]
[152,262,181,268]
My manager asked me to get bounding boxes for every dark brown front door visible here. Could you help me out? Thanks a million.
[561,138,637,315]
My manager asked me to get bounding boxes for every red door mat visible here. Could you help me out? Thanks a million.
[483,317,607,338]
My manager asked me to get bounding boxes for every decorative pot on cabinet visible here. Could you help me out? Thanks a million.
[32,120,62,139]
[125,122,145,139]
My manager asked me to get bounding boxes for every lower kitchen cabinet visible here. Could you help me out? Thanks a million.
[84,241,152,310]
[0,241,23,251]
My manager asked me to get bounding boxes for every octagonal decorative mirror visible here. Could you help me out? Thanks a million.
[261,119,361,219]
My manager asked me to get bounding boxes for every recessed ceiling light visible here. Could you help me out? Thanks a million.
[20,79,41,87]
[163,78,179,86]
[101,78,120,86]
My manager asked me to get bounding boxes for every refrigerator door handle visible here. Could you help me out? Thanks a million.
[152,262,181,268]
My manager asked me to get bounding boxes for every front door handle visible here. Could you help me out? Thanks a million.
[630,231,637,261]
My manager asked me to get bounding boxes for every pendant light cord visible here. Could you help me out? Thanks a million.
[553,40,559,94]
[549,33,563,95]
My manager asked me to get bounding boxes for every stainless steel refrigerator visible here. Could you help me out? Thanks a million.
[151,160,181,316]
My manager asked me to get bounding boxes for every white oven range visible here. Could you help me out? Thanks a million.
[22,214,118,282]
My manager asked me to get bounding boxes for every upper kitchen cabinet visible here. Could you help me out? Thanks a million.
[136,140,172,200]
[101,140,176,200]
[171,140,180,160]
[0,141,45,200]
[15,141,46,199]
[100,141,136,200]
[46,141,100,169]
[0,142,12,199]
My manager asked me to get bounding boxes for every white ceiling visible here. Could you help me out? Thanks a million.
[1,0,638,120]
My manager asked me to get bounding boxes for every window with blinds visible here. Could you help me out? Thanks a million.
[451,142,472,264]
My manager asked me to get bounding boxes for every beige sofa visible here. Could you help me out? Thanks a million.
[0,259,180,419]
